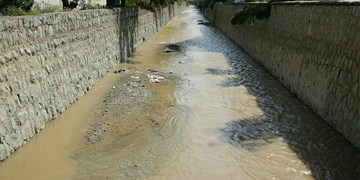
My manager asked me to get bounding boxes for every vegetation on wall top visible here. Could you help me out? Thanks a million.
[230,4,271,25]
[0,0,34,15]
[0,0,184,16]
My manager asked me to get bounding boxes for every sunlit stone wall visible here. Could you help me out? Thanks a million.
[205,2,360,148]
[0,2,186,160]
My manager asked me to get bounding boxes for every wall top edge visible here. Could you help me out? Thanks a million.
[0,7,138,20]
[0,3,184,20]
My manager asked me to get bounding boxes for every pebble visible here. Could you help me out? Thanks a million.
[147,74,165,83]
[164,48,176,53]
[114,68,129,74]
[147,69,158,72]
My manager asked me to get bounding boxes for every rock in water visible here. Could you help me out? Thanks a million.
[164,44,183,53]
[147,74,165,83]
[114,68,129,74]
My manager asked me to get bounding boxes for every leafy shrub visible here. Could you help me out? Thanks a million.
[138,0,184,11]
[126,0,138,7]
[0,0,34,10]
[209,0,226,9]
[0,0,34,15]
[62,0,78,9]
[0,6,27,16]
[85,3,105,9]
[230,4,271,25]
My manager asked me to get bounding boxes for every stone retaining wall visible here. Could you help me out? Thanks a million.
[0,3,186,160]
[204,2,360,148]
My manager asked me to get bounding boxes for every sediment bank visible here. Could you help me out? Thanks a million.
[0,3,186,160]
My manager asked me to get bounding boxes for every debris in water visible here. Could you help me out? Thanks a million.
[164,48,176,53]
[164,44,183,53]
[147,69,159,73]
[149,118,159,126]
[130,75,141,82]
[147,74,165,83]
[197,19,211,25]
[114,68,129,74]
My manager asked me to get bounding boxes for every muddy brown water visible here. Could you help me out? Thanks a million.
[0,6,359,180]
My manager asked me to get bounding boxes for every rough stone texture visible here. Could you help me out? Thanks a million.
[205,3,360,148]
[92,0,107,5]
[0,3,186,161]
[31,0,64,11]
[74,0,113,8]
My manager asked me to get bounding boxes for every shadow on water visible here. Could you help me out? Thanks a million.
[124,59,141,64]
[205,68,235,76]
[172,9,360,179]
[222,117,277,152]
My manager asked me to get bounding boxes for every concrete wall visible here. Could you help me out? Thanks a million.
[0,3,186,160]
[204,2,360,148]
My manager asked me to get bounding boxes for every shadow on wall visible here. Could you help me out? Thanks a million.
[171,10,360,179]
[207,2,360,149]
[114,5,177,61]
[154,6,173,37]
[115,7,139,61]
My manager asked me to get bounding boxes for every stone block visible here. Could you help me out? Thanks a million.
[31,0,63,11]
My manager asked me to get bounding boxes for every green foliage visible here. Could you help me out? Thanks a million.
[0,0,182,16]
[126,0,138,7]
[0,0,34,15]
[85,3,104,9]
[143,0,183,11]
[0,0,34,10]
[62,0,78,9]
[209,0,226,9]
[230,4,271,25]
[0,6,27,16]
[151,0,168,7]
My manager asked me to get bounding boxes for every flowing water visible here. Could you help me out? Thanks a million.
[0,5,359,180]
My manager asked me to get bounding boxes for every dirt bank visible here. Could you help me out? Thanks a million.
[85,68,179,145]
